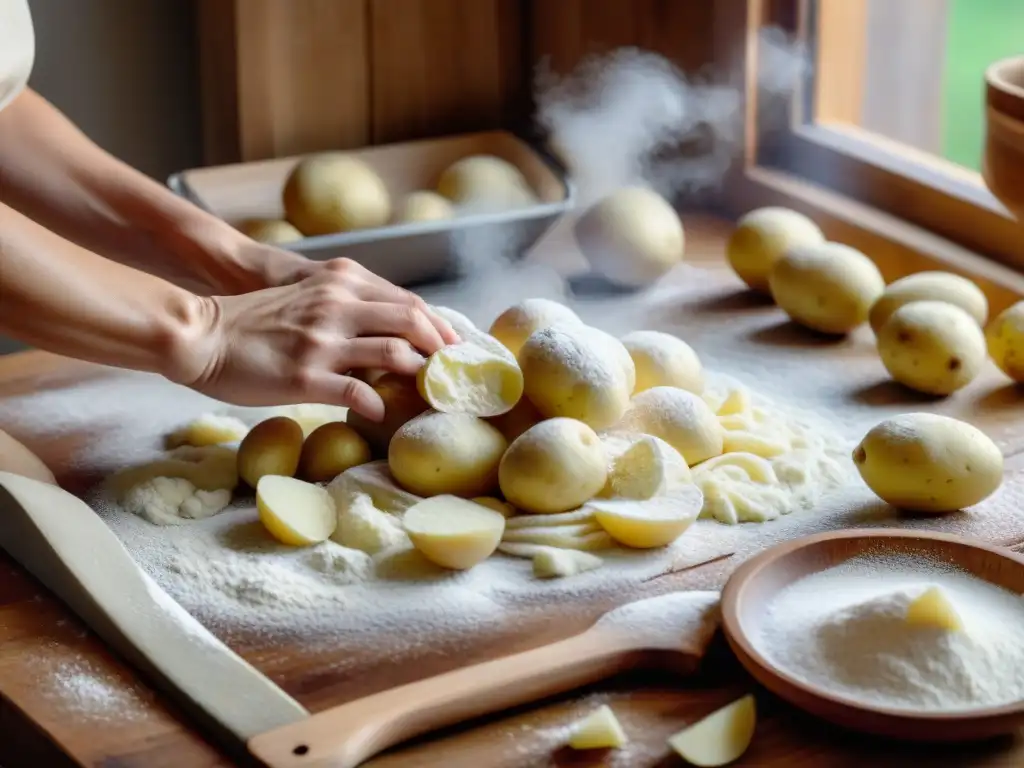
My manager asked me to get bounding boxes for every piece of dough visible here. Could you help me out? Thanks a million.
[869,271,988,333]
[499,527,613,551]
[587,486,703,549]
[727,207,824,292]
[110,445,239,497]
[256,475,337,546]
[621,330,704,394]
[328,460,421,517]
[768,241,885,334]
[600,433,691,500]
[519,325,632,430]
[616,387,724,466]
[389,411,507,497]
[393,190,454,223]
[488,298,582,358]
[504,507,596,529]
[436,155,536,210]
[416,342,524,418]
[532,547,603,578]
[283,153,391,235]
[499,418,607,514]
[502,522,603,543]
[165,413,248,448]
[332,492,409,555]
[574,186,685,287]
[122,477,232,526]
[403,495,506,570]
[877,301,986,396]
[237,416,304,488]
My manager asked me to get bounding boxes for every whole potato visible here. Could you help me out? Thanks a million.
[298,422,372,483]
[347,374,429,456]
[487,397,543,443]
[498,418,607,514]
[237,416,304,488]
[877,301,986,396]
[769,241,885,334]
[853,413,1003,513]
[727,207,824,292]
[986,300,1024,382]
[393,190,455,224]
[518,325,632,430]
[869,271,988,334]
[621,330,704,394]
[388,411,507,497]
[574,186,685,288]
[488,298,582,358]
[237,218,303,245]
[283,153,391,235]
[616,386,723,466]
[436,155,535,209]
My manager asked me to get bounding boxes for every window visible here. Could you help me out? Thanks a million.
[725,0,1024,272]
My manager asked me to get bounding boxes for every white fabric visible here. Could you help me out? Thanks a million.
[0,0,34,114]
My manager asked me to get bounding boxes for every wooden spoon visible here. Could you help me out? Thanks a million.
[249,591,719,768]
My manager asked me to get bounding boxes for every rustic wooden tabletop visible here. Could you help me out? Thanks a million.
[2,215,1024,767]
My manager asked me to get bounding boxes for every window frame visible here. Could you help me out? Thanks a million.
[715,0,1024,290]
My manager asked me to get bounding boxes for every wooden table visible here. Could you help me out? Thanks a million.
[3,215,1024,767]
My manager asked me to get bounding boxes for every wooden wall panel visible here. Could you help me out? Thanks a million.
[528,0,717,78]
[369,0,526,144]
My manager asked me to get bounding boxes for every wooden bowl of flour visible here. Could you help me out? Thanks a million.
[721,529,1024,742]
[984,55,1024,221]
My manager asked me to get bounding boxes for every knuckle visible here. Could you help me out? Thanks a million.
[326,258,358,277]
[380,337,410,365]
[289,366,318,395]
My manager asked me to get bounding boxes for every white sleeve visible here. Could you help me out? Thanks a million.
[0,0,35,114]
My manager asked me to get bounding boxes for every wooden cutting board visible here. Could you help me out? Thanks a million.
[3,214,1024,767]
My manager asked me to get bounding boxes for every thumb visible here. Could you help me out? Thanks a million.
[298,373,386,423]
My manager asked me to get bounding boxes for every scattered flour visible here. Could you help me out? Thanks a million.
[42,655,153,723]
[757,553,1024,712]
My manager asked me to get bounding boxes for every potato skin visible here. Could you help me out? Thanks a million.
[388,411,507,498]
[986,300,1024,382]
[237,416,304,488]
[877,301,986,396]
[298,422,372,483]
[768,241,884,334]
[727,207,824,292]
[852,413,1003,513]
[869,271,988,334]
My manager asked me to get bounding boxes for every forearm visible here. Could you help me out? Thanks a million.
[0,89,263,294]
[0,202,208,377]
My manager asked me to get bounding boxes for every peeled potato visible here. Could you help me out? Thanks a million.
[853,413,1003,513]
[499,418,607,514]
[348,374,430,456]
[389,411,507,497]
[768,241,885,334]
[568,705,628,750]
[533,547,603,578]
[519,325,632,430]
[487,396,544,443]
[393,190,455,223]
[986,300,1024,382]
[617,387,724,466]
[488,298,582,357]
[237,416,304,488]
[877,301,986,395]
[588,485,702,548]
[298,422,372,483]
[906,586,962,632]
[601,433,691,500]
[416,342,524,418]
[574,186,685,287]
[869,271,988,333]
[621,330,704,394]
[166,413,248,448]
[727,207,824,292]
[237,218,304,245]
[436,155,535,209]
[668,695,757,767]
[403,495,506,570]
[256,475,337,546]
[283,153,390,235]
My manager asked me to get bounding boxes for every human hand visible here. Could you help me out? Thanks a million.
[172,258,458,421]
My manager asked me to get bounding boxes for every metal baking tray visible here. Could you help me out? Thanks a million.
[167,130,574,286]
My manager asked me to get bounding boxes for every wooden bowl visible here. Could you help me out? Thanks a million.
[721,529,1024,742]
[984,55,1024,221]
